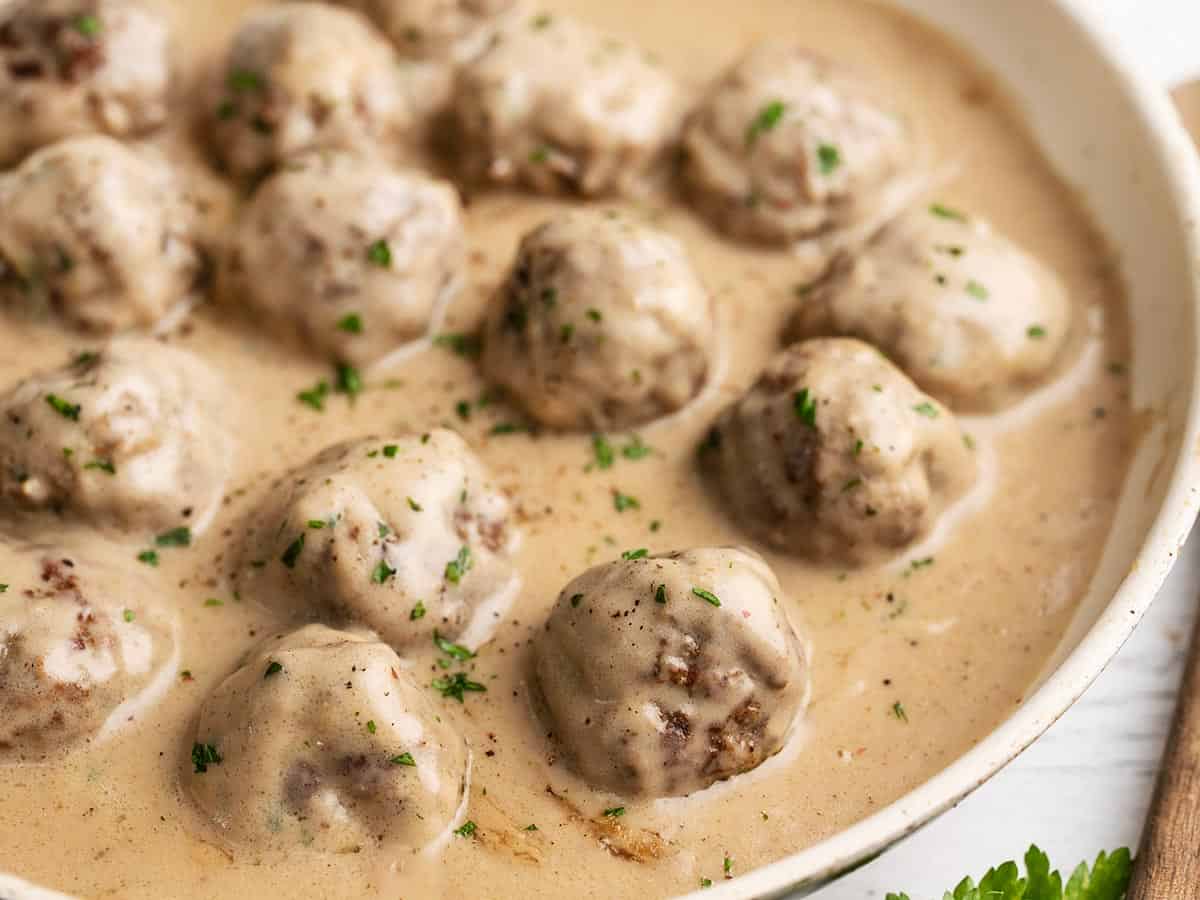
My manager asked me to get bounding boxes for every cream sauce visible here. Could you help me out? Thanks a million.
[0,0,1133,898]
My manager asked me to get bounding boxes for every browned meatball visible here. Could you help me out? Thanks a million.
[0,0,170,166]
[533,547,808,798]
[700,338,976,565]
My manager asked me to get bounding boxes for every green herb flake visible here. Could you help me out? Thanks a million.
[793,388,817,428]
[0,584,6,593]
[892,701,908,723]
[570,593,584,608]
[529,145,550,163]
[852,439,864,456]
[378,444,397,459]
[490,422,525,436]
[191,742,223,774]
[203,598,224,608]
[74,13,102,37]
[560,322,576,344]
[817,143,841,175]
[434,671,487,702]
[692,587,721,607]
[227,69,262,92]
[621,548,649,561]
[281,533,305,569]
[1027,324,1048,339]
[746,99,786,145]
[602,806,625,818]
[297,380,330,411]
[724,856,733,875]
[524,824,538,831]
[655,584,667,604]
[965,279,990,301]
[307,519,326,530]
[592,434,615,470]
[334,363,362,398]
[912,401,940,419]
[455,400,472,421]
[434,631,475,661]
[454,820,478,838]
[137,550,159,567]
[83,459,116,475]
[337,313,363,334]
[613,490,640,513]
[444,545,472,584]
[929,202,967,222]
[406,496,422,513]
[264,661,283,679]
[155,526,191,548]
[700,879,713,889]
[586,307,603,323]
[366,720,377,734]
[842,477,863,493]
[45,393,81,421]
[434,333,482,358]
[621,435,652,460]
[390,752,416,767]
[366,239,392,267]
[122,609,135,623]
[372,559,396,584]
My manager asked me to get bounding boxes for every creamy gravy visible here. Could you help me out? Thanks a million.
[0,1,1133,898]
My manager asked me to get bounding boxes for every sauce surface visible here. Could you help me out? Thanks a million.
[0,1,1133,898]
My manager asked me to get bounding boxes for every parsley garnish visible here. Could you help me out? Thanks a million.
[372,559,396,584]
[586,308,603,323]
[892,701,908,722]
[334,363,362,398]
[406,496,422,511]
[929,203,967,222]
[746,99,786,145]
[366,720,377,734]
[281,533,305,568]
[965,279,990,301]
[137,550,159,567]
[410,600,426,620]
[602,806,625,818]
[490,422,525,435]
[203,598,224,607]
[191,742,223,774]
[45,394,80,421]
[621,548,648,560]
[307,519,326,529]
[264,661,283,679]
[156,526,191,548]
[444,545,472,583]
[390,752,416,767]
[434,333,482,358]
[655,584,667,604]
[455,399,472,421]
[793,389,817,428]
[621,435,652,460]
[817,143,841,174]
[227,70,262,92]
[700,879,713,889]
[433,631,474,661]
[0,584,6,593]
[122,609,135,623]
[297,380,330,411]
[592,434,615,469]
[454,820,478,837]
[337,313,363,334]
[570,593,584,608]
[525,824,538,831]
[613,491,640,513]
[529,145,550,163]
[692,587,721,607]
[83,459,116,475]
[434,672,486,702]
[1028,324,1047,339]
[912,402,940,419]
[366,239,392,267]
[73,14,102,37]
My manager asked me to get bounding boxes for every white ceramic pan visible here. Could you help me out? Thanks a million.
[685,0,1200,896]
[1,2,1198,900]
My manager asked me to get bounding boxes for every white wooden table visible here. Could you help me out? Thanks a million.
[818,4,1200,897]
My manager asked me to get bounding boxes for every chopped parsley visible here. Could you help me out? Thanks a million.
[912,401,940,418]
[602,806,625,818]
[410,600,427,621]
[227,70,262,92]
[621,548,649,561]
[586,307,603,323]
[965,279,990,301]
[454,820,478,838]
[280,533,305,568]
[612,490,640,513]
[122,609,135,623]
[892,701,908,723]
[191,742,223,774]
[524,824,538,831]
[366,239,392,267]
[264,661,283,679]
[490,422,525,435]
[406,495,422,511]
[852,438,864,456]
[155,526,192,548]
[700,879,713,889]
[655,584,667,604]
[929,202,967,222]
[83,459,116,475]
[692,587,721,607]
[306,519,326,529]
[203,598,224,607]
[378,522,391,538]
[560,322,576,344]
[1027,324,1048,339]
[434,671,486,702]
[455,399,472,421]
[297,380,330,411]
[570,593,584,608]
[137,550,159,567]
[372,559,396,584]
[334,363,362,398]
[817,143,841,175]
[390,752,416,767]
[73,13,102,37]
[444,545,472,583]
[366,720,377,734]
[0,584,6,593]
[909,557,935,571]
[529,145,550,163]
[592,434,615,469]
[842,477,863,493]
[337,313,363,334]
[793,388,817,428]
[746,99,786,145]
[45,393,81,421]
[622,435,653,460]
[434,332,482,358]
[433,631,475,661]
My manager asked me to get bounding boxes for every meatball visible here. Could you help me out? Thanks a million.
[0,136,205,333]
[0,337,234,536]
[0,551,178,760]
[0,0,170,166]
[221,151,465,368]
[680,41,917,246]
[236,430,519,652]
[533,547,808,798]
[785,205,1072,411]
[187,624,470,853]
[451,13,685,196]
[340,0,518,62]
[481,211,714,430]
[206,3,426,179]
[701,338,976,565]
